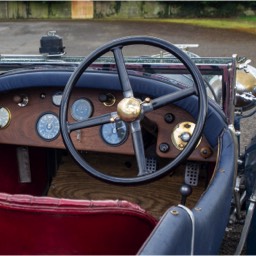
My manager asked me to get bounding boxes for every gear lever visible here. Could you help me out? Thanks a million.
[180,184,192,205]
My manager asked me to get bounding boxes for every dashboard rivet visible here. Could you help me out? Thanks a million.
[40,93,46,99]
[200,147,212,159]
[179,143,184,149]
[184,123,191,129]
[170,210,179,216]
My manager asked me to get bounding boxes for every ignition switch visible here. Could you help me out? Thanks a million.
[13,94,29,107]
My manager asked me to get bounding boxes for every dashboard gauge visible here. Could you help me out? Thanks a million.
[101,120,128,146]
[36,113,60,141]
[0,107,11,129]
[52,91,63,106]
[71,98,93,121]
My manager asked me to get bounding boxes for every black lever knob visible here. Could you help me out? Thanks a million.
[180,184,192,205]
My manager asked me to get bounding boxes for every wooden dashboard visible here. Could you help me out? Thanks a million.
[0,87,216,162]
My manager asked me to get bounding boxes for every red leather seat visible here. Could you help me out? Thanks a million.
[0,193,157,255]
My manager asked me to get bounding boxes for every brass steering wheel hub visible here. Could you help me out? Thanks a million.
[117,97,141,122]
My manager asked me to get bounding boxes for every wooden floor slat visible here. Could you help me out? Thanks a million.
[48,153,206,219]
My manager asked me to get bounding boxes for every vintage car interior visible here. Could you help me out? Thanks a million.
[0,36,239,254]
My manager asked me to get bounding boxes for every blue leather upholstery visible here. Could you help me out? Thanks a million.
[139,128,236,255]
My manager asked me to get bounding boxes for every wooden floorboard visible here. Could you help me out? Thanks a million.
[48,153,206,219]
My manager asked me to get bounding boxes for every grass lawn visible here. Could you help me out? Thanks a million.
[161,17,256,34]
[105,17,256,35]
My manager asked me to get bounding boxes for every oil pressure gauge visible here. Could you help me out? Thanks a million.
[0,107,11,129]
[36,112,60,141]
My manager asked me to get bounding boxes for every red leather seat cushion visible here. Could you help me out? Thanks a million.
[0,193,157,255]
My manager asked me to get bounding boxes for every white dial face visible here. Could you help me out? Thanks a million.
[36,113,60,140]
[0,107,11,129]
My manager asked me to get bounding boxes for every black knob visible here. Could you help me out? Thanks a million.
[159,143,170,153]
[98,94,109,102]
[180,184,192,205]
[164,113,175,123]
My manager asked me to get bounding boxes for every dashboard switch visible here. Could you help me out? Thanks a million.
[98,93,116,106]
[13,94,29,107]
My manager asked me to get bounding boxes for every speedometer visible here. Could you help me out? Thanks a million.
[36,113,60,141]
[101,120,128,146]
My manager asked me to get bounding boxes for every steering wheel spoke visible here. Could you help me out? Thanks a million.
[145,87,196,112]
[112,47,134,98]
[130,120,147,176]
[67,112,117,133]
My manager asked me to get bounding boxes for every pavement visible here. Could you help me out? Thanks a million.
[1,20,256,62]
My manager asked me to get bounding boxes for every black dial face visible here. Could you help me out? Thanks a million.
[71,98,93,121]
[36,113,60,141]
[101,120,128,146]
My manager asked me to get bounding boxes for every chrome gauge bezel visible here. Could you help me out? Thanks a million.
[0,107,11,129]
[52,91,63,106]
[71,98,93,121]
[36,112,60,141]
[101,120,128,146]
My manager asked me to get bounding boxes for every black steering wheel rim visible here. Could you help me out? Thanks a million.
[60,36,208,184]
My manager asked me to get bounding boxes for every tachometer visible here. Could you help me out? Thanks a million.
[71,98,93,121]
[101,120,128,146]
[36,113,60,141]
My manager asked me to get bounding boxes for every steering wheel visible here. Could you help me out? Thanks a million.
[60,36,208,184]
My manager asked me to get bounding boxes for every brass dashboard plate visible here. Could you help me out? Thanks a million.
[171,121,201,150]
